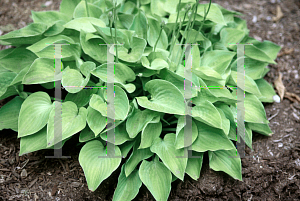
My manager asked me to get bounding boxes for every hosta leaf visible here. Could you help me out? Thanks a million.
[99,121,131,145]
[136,79,186,115]
[65,85,97,108]
[139,120,162,149]
[220,28,245,49]
[244,93,269,124]
[185,151,204,180]
[62,67,90,93]
[147,17,168,50]
[44,20,66,36]
[0,47,37,73]
[217,108,230,136]
[245,45,276,64]
[191,121,235,152]
[18,92,54,138]
[230,71,261,96]
[110,36,147,63]
[80,61,96,77]
[86,106,107,136]
[47,101,87,147]
[150,134,188,181]
[0,97,23,131]
[247,122,273,136]
[64,17,106,33]
[32,11,71,26]
[79,126,96,142]
[0,72,17,97]
[91,62,136,93]
[112,165,142,201]
[125,140,153,177]
[139,157,172,201]
[255,79,277,102]
[175,116,198,149]
[22,58,63,84]
[208,149,242,181]
[129,10,148,40]
[74,1,103,18]
[79,140,122,191]
[19,126,68,156]
[60,0,82,18]
[193,66,223,80]
[192,100,222,129]
[89,85,129,120]
[197,3,226,25]
[0,23,47,45]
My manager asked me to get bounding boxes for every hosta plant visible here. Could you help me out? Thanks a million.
[0,0,281,200]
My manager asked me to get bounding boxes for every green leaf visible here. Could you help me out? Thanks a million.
[208,149,242,181]
[139,158,172,201]
[110,36,147,63]
[112,165,142,201]
[74,1,103,18]
[148,58,169,70]
[150,134,188,181]
[220,28,245,49]
[193,66,223,81]
[136,79,186,115]
[79,140,122,191]
[147,17,168,50]
[62,67,90,93]
[19,126,68,156]
[244,93,269,124]
[125,141,153,177]
[65,86,97,108]
[22,58,63,84]
[80,31,107,63]
[197,3,226,25]
[89,85,129,120]
[255,79,277,102]
[44,20,66,37]
[191,120,235,152]
[192,100,222,129]
[247,122,273,136]
[230,71,261,96]
[175,116,198,149]
[245,45,276,64]
[129,10,148,40]
[18,92,54,138]
[32,11,71,26]
[0,97,23,131]
[0,72,17,97]
[91,62,136,93]
[0,48,37,73]
[60,0,81,18]
[79,125,96,142]
[99,121,131,145]
[64,17,106,33]
[126,108,160,138]
[139,120,162,149]
[0,23,47,45]
[80,61,96,77]
[47,101,87,147]
[185,151,203,180]
[86,106,107,136]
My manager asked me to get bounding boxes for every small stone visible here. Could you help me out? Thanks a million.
[71,182,81,188]
[252,16,257,23]
[278,143,283,148]
[44,1,53,7]
[21,169,27,178]
[273,95,280,103]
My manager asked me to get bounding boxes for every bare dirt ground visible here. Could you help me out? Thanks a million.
[0,0,299,200]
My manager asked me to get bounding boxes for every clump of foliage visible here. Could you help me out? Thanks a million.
[0,0,281,200]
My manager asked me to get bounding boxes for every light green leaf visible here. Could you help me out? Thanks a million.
[80,61,96,77]
[47,101,87,147]
[197,3,226,25]
[0,97,23,131]
[44,20,66,37]
[220,28,245,49]
[150,134,188,181]
[255,79,277,102]
[247,122,273,136]
[244,93,269,124]
[0,47,37,73]
[175,116,198,149]
[32,11,71,26]
[0,23,47,45]
[245,45,276,64]
[136,79,186,115]
[193,66,223,81]
[192,100,222,129]
[112,165,142,201]
[217,108,230,136]
[100,121,131,145]
[129,10,148,40]
[18,92,54,138]
[86,106,107,136]
[79,140,122,191]
[65,85,97,108]
[0,72,17,97]
[139,158,172,201]
[64,17,106,33]
[62,67,90,93]
[22,58,63,84]
[147,17,168,50]
[230,71,261,96]
[185,151,203,180]
[208,149,242,181]
[191,120,235,152]
[139,120,162,149]
[89,85,129,120]
[79,125,96,142]
[74,1,103,18]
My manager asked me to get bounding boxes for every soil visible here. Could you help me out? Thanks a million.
[0,0,300,200]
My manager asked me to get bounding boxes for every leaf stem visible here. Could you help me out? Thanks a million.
[85,0,90,17]
[168,0,181,57]
[113,2,119,63]
[153,21,165,52]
